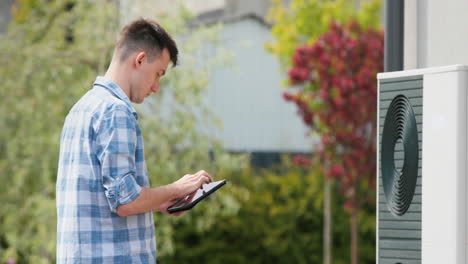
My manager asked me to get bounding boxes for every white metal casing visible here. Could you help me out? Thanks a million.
[377,65,468,263]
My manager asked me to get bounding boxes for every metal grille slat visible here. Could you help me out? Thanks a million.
[378,75,423,263]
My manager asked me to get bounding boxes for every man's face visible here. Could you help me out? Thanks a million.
[131,48,171,104]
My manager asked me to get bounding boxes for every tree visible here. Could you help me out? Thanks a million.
[0,0,244,262]
[266,1,382,264]
[266,0,382,68]
[283,21,383,264]
[0,1,119,263]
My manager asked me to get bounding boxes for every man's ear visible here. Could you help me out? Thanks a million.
[134,52,146,68]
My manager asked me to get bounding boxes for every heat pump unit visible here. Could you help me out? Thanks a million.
[377,65,468,264]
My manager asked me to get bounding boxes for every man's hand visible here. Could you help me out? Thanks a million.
[157,170,212,216]
[117,170,212,217]
[157,200,186,216]
[172,170,212,198]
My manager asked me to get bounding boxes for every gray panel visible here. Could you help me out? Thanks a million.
[380,249,421,259]
[380,89,423,100]
[380,195,422,205]
[380,75,423,83]
[380,240,421,250]
[380,258,421,264]
[379,220,421,230]
[379,79,423,91]
[378,75,423,263]
[379,211,421,221]
[380,96,422,107]
[379,230,421,239]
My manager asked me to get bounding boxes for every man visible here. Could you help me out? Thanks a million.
[56,18,211,263]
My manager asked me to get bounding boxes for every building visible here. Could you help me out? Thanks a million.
[403,0,468,69]
[191,0,314,155]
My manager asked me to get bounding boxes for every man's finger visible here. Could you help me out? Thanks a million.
[206,173,212,182]
[200,175,211,185]
[195,170,212,182]
[195,170,207,177]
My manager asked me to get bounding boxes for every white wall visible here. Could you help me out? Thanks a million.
[205,18,315,152]
[404,0,468,69]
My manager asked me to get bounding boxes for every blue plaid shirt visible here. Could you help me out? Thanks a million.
[56,76,156,263]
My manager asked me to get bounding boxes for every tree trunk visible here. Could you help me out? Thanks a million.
[350,202,359,264]
[323,179,332,264]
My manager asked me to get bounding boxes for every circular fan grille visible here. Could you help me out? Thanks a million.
[381,95,419,216]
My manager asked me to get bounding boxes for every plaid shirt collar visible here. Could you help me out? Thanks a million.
[93,76,138,120]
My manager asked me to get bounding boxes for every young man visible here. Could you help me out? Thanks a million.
[56,19,211,263]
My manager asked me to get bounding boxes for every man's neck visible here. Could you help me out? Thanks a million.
[104,61,131,99]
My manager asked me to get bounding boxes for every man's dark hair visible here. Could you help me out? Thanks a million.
[116,18,178,67]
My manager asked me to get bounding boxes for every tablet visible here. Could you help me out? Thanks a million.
[167,180,227,214]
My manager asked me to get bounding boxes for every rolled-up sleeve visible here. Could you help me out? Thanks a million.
[96,106,142,213]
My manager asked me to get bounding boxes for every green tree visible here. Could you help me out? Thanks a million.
[266,0,381,69]
[0,1,118,263]
[266,1,382,264]
[0,0,244,262]
[284,21,383,264]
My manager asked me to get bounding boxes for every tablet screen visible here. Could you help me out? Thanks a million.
[167,180,226,213]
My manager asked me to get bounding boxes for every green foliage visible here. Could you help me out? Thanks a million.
[266,0,382,68]
[159,160,375,264]
[0,0,244,262]
[267,2,382,262]
[0,1,118,262]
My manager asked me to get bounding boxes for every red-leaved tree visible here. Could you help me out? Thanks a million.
[284,21,383,264]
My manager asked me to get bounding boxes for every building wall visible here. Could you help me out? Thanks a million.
[404,0,468,69]
[0,0,15,33]
[206,18,315,152]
